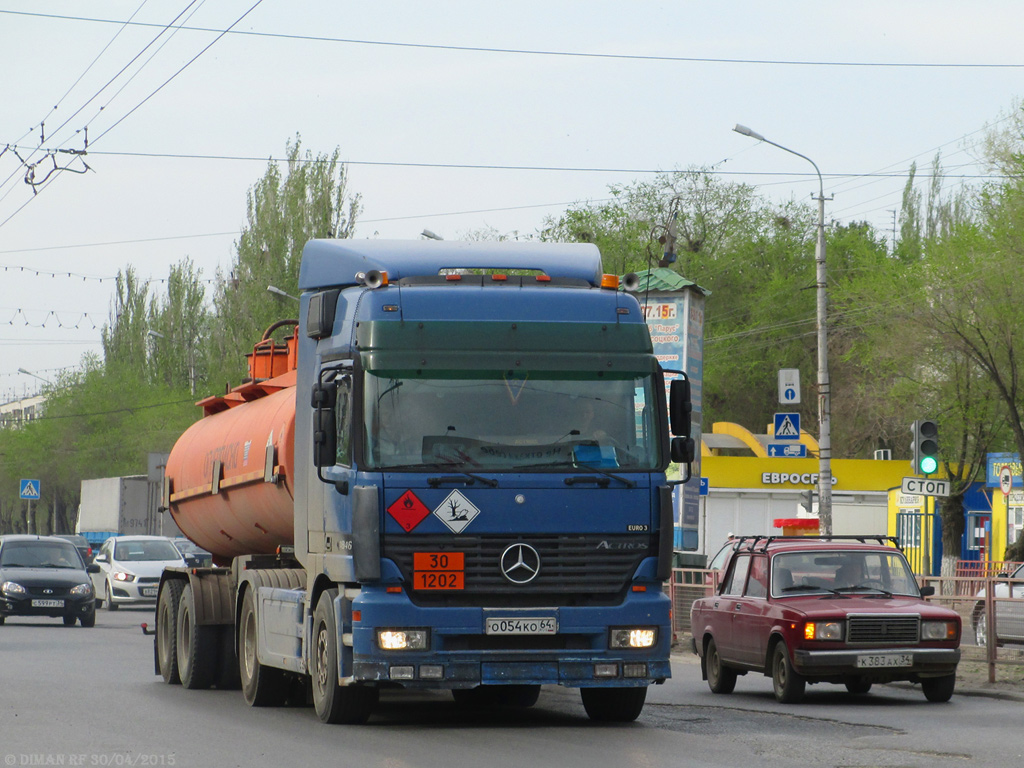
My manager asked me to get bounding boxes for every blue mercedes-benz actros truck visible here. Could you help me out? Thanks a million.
[154,239,695,724]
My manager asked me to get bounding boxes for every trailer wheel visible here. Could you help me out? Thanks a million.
[156,579,185,684]
[311,591,378,724]
[239,587,287,706]
[580,686,647,722]
[177,583,217,690]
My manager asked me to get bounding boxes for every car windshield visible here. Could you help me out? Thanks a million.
[0,541,83,569]
[114,540,181,562]
[362,369,661,472]
[772,549,920,597]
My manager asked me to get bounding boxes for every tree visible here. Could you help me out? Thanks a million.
[148,258,208,394]
[207,135,361,390]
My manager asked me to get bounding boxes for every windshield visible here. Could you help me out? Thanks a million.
[0,541,83,569]
[114,539,182,562]
[772,549,921,597]
[363,369,661,472]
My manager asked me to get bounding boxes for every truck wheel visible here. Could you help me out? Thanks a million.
[105,582,118,611]
[215,625,242,690]
[771,642,805,704]
[922,673,956,703]
[177,584,217,690]
[157,579,185,684]
[580,686,647,722]
[706,637,737,694]
[311,591,378,724]
[240,587,287,706]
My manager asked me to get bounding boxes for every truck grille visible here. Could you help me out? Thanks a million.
[383,533,652,608]
[847,614,920,644]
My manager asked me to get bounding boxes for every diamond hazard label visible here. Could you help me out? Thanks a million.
[387,490,431,532]
[433,489,480,534]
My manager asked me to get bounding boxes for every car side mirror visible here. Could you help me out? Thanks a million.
[919,585,935,597]
[87,563,101,574]
[94,554,108,564]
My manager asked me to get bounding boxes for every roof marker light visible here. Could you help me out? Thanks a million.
[600,274,619,289]
[535,275,551,283]
[492,274,508,282]
[446,274,462,281]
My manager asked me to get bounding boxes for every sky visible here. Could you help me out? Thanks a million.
[1,1,1021,401]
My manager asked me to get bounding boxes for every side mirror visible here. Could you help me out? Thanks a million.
[671,437,695,464]
[87,564,101,574]
[94,554,108,564]
[669,378,693,437]
[311,379,338,469]
[919,585,935,597]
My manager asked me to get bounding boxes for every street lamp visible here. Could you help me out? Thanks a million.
[733,123,834,534]
[421,229,443,240]
[267,285,299,302]
[17,367,51,385]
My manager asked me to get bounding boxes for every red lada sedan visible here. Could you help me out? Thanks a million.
[690,536,961,703]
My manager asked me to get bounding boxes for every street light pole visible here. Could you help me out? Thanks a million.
[733,124,833,534]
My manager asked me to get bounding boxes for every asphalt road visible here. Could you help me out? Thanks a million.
[2,608,1023,768]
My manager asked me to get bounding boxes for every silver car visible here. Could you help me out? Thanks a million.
[973,562,1024,645]
[92,536,185,610]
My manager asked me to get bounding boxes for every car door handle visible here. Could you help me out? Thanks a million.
[734,603,743,611]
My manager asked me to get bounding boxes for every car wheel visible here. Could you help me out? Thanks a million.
[63,614,77,626]
[0,615,5,625]
[705,637,738,694]
[844,677,872,695]
[240,587,288,707]
[922,673,956,703]
[80,610,96,628]
[580,686,648,722]
[157,579,185,685]
[105,582,118,611]
[311,590,378,723]
[771,642,805,704]
[177,583,218,690]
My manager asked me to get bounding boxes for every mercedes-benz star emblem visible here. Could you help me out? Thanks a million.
[499,543,541,585]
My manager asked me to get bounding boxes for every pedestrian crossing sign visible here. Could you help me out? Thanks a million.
[773,413,801,441]
[19,479,40,500]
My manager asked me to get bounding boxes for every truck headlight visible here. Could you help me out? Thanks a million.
[610,627,657,649]
[921,621,958,641]
[803,621,844,641]
[70,583,93,597]
[378,629,429,651]
[1,581,26,597]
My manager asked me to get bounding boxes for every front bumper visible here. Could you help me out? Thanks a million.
[108,579,160,604]
[0,594,95,620]
[349,587,672,688]
[793,647,961,679]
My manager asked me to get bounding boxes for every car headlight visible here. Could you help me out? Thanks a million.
[803,621,844,641]
[922,620,958,641]
[1,581,26,597]
[610,627,658,649]
[377,629,429,650]
[113,571,136,582]
[70,583,93,597]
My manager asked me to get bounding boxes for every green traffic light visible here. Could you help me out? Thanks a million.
[920,456,938,474]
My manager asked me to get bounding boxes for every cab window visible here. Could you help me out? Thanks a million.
[722,554,751,597]
[745,555,768,598]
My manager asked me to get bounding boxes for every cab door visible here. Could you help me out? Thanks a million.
[712,553,750,663]
[731,554,772,666]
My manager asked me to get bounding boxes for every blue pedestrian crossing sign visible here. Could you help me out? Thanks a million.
[773,413,801,441]
[19,479,40,500]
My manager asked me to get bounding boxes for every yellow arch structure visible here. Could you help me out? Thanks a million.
[699,422,821,458]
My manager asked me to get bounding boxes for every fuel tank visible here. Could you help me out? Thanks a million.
[166,370,297,562]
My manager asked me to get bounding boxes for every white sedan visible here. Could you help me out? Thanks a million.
[92,536,186,610]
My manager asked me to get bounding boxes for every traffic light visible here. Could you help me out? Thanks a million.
[910,419,939,475]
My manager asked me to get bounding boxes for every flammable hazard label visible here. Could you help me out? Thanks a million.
[387,490,431,532]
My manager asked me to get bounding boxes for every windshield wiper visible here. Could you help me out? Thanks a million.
[382,462,498,488]
[836,584,894,598]
[511,459,636,488]
[781,584,847,597]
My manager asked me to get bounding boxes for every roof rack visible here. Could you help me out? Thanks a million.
[728,534,902,554]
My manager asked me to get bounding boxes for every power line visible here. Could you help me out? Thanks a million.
[3,9,1023,69]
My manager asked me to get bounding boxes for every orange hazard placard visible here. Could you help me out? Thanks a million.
[413,551,465,590]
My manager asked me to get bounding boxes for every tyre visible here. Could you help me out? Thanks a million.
[844,677,872,695]
[580,686,648,722]
[105,582,118,611]
[771,642,805,703]
[0,615,5,625]
[922,673,956,703]
[311,590,378,724]
[80,610,96,628]
[63,614,77,626]
[705,638,737,694]
[452,684,541,708]
[177,584,218,690]
[215,625,242,690]
[157,579,185,684]
[240,587,288,707]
